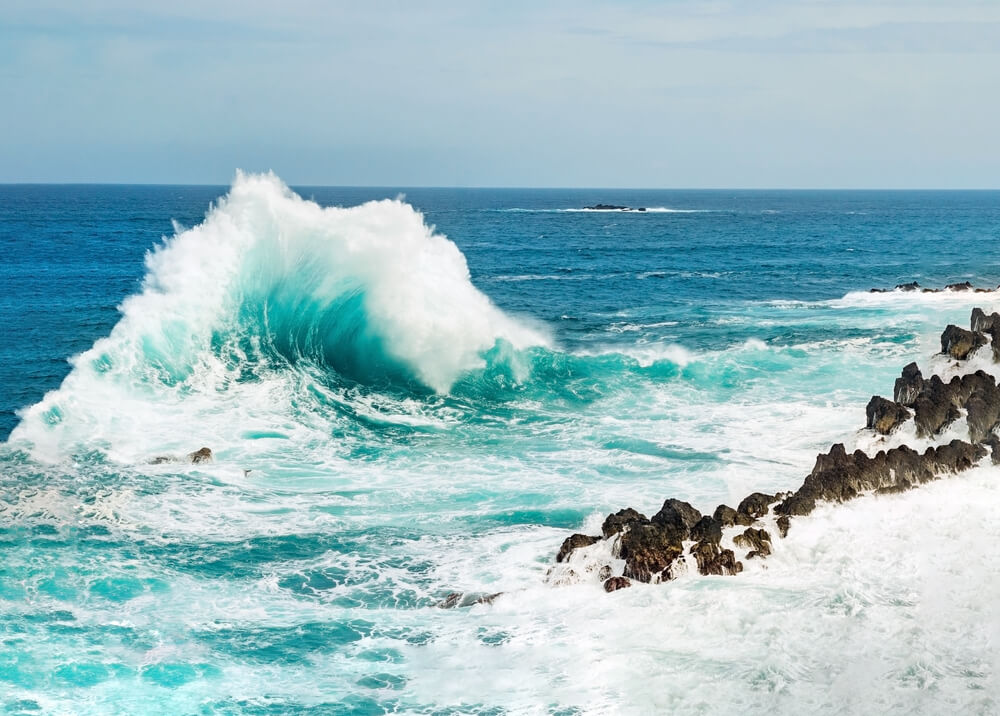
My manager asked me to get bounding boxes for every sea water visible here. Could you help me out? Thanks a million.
[1,176,999,714]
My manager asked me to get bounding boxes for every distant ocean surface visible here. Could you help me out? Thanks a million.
[2,178,999,714]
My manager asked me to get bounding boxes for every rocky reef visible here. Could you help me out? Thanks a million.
[551,307,1000,592]
[869,281,998,294]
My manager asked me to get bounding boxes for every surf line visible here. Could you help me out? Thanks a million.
[548,306,1000,592]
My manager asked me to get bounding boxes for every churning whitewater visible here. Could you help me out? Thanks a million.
[2,178,1000,714]
[12,173,548,462]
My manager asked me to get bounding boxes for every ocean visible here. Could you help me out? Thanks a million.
[2,175,999,714]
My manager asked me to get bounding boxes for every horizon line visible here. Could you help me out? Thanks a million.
[2,181,1000,192]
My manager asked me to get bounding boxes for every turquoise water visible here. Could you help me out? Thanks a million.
[2,176,1000,714]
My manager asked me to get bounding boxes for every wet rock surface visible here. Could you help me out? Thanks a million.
[556,534,600,563]
[552,309,1000,590]
[866,396,911,435]
[941,324,986,360]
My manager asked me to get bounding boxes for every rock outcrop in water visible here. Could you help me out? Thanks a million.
[869,282,998,294]
[583,204,647,212]
[550,307,1000,590]
[150,447,214,465]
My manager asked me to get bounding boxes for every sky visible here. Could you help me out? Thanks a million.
[1,0,999,187]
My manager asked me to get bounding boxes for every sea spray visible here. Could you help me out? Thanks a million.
[10,173,548,460]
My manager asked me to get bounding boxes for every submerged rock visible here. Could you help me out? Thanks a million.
[603,576,632,592]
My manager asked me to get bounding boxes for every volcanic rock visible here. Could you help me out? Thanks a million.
[690,515,722,544]
[189,447,213,464]
[733,528,772,558]
[941,325,986,360]
[737,492,777,520]
[894,363,924,406]
[603,576,632,592]
[866,396,911,435]
[556,533,601,563]
[601,508,648,538]
[651,499,702,537]
[615,523,683,582]
[690,540,742,576]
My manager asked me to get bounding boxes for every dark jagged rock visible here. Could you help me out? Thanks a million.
[983,433,1000,464]
[946,281,973,292]
[896,282,921,291]
[553,313,997,594]
[585,204,628,210]
[967,391,1000,444]
[912,375,962,438]
[556,534,601,563]
[941,325,987,360]
[712,504,743,527]
[737,492,777,520]
[971,308,1000,333]
[603,576,632,592]
[866,396,912,435]
[690,515,722,544]
[776,439,987,519]
[909,371,1000,439]
[616,523,683,582]
[894,363,924,406]
[651,499,701,536]
[601,508,647,538]
[973,309,1000,362]
[690,540,742,576]
[189,447,213,464]
[733,528,772,558]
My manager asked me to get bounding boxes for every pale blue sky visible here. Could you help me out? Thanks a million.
[2,1,998,187]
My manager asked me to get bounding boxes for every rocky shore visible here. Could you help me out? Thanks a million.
[550,307,1000,592]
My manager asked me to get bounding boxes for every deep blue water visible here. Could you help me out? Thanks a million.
[3,185,999,439]
[1,181,999,714]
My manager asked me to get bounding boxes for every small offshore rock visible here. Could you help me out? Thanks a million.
[946,281,973,292]
[776,515,790,538]
[866,396,911,435]
[896,282,920,291]
[598,565,612,581]
[603,576,632,592]
[189,447,213,464]
[556,534,601,563]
